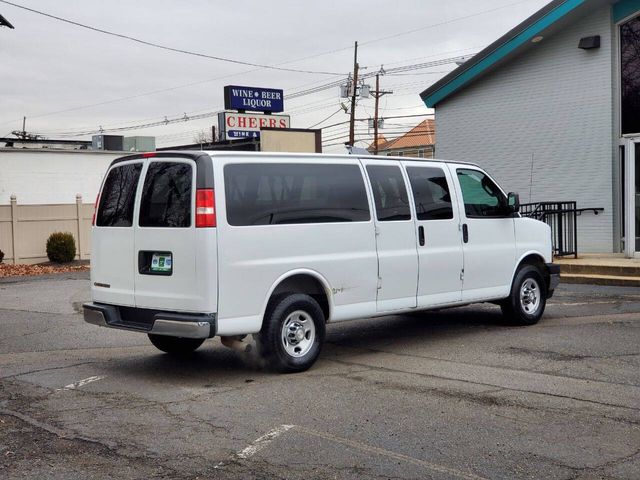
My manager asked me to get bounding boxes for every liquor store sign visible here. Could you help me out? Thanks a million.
[224,85,284,113]
[218,112,290,140]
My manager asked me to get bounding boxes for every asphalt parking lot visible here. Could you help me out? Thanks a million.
[0,272,639,480]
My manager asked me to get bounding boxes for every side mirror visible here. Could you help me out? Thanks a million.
[507,192,520,213]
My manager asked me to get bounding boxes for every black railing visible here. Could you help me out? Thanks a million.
[520,202,604,258]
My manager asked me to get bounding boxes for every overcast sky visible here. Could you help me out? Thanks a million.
[0,0,549,151]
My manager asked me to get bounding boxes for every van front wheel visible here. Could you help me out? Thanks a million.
[258,294,326,373]
[501,265,547,326]
[147,334,205,355]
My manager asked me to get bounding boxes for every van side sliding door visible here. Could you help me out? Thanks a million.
[403,161,463,306]
[361,159,418,312]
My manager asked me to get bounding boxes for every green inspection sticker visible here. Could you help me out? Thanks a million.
[150,253,172,273]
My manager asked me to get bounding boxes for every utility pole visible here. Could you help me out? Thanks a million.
[372,67,393,155]
[348,41,359,147]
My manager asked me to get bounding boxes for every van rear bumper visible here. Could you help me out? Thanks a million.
[83,303,216,339]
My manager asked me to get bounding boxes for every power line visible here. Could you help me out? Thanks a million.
[0,0,343,76]
[25,51,451,138]
[358,0,532,48]
[1,0,530,131]
[308,108,344,129]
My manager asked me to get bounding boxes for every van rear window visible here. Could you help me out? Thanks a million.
[96,163,142,227]
[139,162,192,228]
[224,163,370,226]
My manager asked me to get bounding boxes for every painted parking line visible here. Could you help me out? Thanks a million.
[214,424,295,469]
[216,423,486,480]
[296,425,489,480]
[56,375,105,391]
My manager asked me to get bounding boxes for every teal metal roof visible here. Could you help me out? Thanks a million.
[614,0,640,21]
[421,0,619,108]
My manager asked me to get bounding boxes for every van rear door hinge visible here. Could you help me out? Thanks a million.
[460,269,464,281]
[377,277,382,290]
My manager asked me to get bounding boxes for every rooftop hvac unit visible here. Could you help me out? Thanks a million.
[92,135,124,151]
[123,136,156,152]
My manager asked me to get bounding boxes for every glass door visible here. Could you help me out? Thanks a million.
[622,138,640,257]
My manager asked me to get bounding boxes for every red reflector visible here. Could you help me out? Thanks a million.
[142,152,156,158]
[91,192,100,226]
[196,189,216,228]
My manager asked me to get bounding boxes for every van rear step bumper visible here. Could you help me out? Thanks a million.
[83,303,216,339]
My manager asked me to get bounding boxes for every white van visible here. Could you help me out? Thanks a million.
[83,151,559,372]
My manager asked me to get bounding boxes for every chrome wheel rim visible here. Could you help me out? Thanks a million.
[281,310,315,358]
[520,278,541,315]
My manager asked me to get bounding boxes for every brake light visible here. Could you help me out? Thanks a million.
[91,192,100,226]
[196,189,216,227]
[142,152,156,158]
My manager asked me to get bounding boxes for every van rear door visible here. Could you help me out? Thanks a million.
[91,160,144,306]
[133,154,216,313]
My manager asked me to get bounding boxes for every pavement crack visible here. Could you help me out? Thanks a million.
[0,407,118,449]
[0,361,98,380]
[331,358,640,412]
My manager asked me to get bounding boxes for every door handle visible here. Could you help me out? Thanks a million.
[462,224,469,243]
[418,226,425,246]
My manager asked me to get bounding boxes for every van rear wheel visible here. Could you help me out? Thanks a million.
[258,294,325,373]
[501,265,547,326]
[147,334,205,355]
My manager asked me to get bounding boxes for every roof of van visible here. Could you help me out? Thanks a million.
[108,151,480,169]
[202,150,480,167]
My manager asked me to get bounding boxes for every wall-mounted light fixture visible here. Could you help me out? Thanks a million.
[579,35,600,49]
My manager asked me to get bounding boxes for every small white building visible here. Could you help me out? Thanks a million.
[421,0,640,256]
[0,148,121,204]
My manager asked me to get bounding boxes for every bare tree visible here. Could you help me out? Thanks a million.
[193,129,213,144]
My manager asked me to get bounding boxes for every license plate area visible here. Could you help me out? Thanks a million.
[138,251,173,276]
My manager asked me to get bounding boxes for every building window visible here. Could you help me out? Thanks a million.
[621,15,640,135]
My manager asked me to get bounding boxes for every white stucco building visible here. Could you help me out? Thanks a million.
[421,0,640,256]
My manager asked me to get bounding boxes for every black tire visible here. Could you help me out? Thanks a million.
[258,294,326,373]
[147,334,205,355]
[501,265,547,326]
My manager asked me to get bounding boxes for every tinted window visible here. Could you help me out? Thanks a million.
[224,163,370,226]
[366,165,411,221]
[407,166,453,220]
[456,169,507,218]
[97,163,142,227]
[139,162,192,228]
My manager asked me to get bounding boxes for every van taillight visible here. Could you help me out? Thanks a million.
[91,193,100,226]
[196,189,216,228]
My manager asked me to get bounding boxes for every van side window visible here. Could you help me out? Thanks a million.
[366,165,411,221]
[456,169,507,218]
[139,162,192,228]
[96,163,143,227]
[224,163,370,226]
[406,166,453,220]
